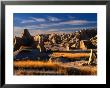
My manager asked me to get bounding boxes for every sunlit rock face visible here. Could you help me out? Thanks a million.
[14,36,23,51]
[80,40,97,50]
[34,34,41,43]
[90,35,97,47]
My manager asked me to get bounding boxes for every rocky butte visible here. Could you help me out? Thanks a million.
[14,28,97,64]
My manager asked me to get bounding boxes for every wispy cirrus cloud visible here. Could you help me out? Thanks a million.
[48,16,61,22]
[14,13,97,36]
[18,19,96,30]
[25,25,45,29]
[20,17,46,24]
[30,17,46,22]
[15,18,96,32]
[32,20,96,28]
[47,26,96,33]
[20,16,61,24]
[21,20,35,23]
[59,20,96,25]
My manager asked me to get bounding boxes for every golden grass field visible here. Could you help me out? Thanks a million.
[14,59,97,75]
[14,60,68,75]
[50,53,90,59]
[14,60,59,68]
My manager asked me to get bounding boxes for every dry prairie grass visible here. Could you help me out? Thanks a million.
[61,61,97,75]
[14,60,60,68]
[14,69,67,75]
[78,66,97,75]
[51,53,90,59]
[14,60,96,75]
[14,60,77,75]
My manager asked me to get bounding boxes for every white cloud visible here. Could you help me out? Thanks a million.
[59,20,96,25]
[37,24,49,27]
[30,17,46,22]
[47,29,59,32]
[47,26,96,32]
[60,26,96,31]
[48,16,61,22]
[21,20,35,23]
[25,25,46,29]
[19,19,96,30]
[14,19,96,32]
[14,17,36,24]
[20,17,46,24]
[36,20,96,28]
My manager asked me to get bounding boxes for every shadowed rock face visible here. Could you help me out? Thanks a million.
[14,29,35,51]
[22,29,34,46]
[80,40,96,50]
[80,29,97,40]
[14,46,49,61]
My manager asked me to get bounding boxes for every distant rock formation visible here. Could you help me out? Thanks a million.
[80,29,88,40]
[80,29,97,40]
[65,43,69,51]
[14,28,97,52]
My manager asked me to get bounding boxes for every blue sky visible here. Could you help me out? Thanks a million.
[14,13,97,34]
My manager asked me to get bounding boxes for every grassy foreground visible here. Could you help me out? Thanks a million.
[50,53,90,58]
[14,60,96,75]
